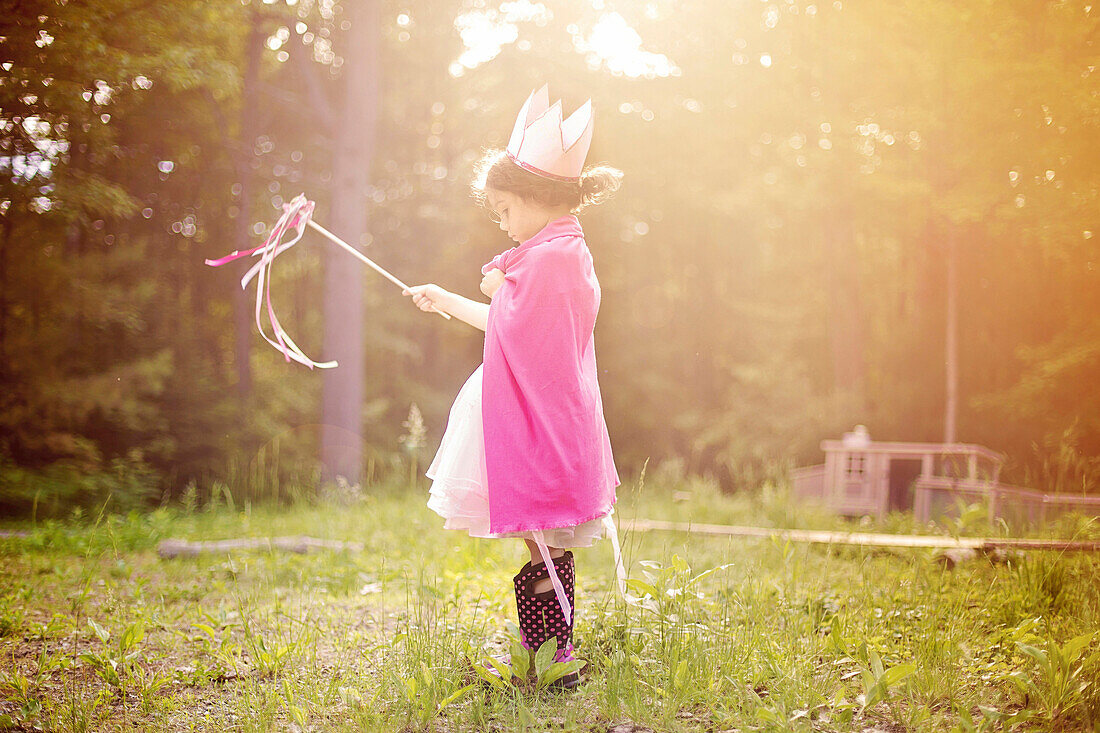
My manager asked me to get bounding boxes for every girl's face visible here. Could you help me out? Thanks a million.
[486,188,561,244]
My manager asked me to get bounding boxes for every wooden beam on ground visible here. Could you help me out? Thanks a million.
[157,536,364,559]
[622,519,1100,552]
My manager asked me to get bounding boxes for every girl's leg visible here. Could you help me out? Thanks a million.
[522,539,564,594]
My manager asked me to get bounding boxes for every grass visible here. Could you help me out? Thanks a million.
[1,472,1099,732]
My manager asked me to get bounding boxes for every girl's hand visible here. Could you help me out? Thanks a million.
[480,268,505,299]
[402,284,449,314]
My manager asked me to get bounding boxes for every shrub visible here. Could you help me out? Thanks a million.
[0,451,160,519]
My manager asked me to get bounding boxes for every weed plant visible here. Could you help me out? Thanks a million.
[1,473,1098,731]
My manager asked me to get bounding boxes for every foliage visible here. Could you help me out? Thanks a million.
[859,649,915,717]
[0,451,160,517]
[1007,633,1098,726]
[1,485,1100,729]
[0,0,1097,505]
[78,618,144,693]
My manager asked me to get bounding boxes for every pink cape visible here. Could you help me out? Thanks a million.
[481,214,620,534]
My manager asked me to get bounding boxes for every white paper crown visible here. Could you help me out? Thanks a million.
[506,84,594,182]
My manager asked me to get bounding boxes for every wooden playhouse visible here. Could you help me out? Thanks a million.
[790,427,1100,524]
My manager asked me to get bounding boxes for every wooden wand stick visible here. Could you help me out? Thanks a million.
[306,220,451,320]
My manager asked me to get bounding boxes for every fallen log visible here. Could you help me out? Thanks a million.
[621,519,1100,553]
[157,535,363,559]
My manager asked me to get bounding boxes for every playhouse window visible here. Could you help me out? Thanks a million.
[846,454,866,477]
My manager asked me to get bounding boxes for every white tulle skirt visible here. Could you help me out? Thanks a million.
[426,364,611,548]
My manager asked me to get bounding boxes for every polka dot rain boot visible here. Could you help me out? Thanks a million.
[473,555,570,688]
[513,551,583,689]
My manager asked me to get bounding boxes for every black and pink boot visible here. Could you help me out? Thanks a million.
[513,551,583,689]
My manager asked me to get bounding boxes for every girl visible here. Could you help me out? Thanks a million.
[402,85,623,688]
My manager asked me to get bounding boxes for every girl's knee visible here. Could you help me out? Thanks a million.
[524,540,565,566]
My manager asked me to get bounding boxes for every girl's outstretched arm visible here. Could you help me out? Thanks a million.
[403,284,489,331]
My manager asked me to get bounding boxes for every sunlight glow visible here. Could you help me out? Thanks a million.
[573,12,679,78]
[451,2,552,75]
[450,6,674,78]
[0,116,66,212]
[453,12,518,72]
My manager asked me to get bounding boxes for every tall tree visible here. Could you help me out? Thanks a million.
[232,10,266,401]
[320,0,380,484]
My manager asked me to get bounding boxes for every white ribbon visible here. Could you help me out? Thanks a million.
[530,512,628,626]
[532,530,572,626]
[603,513,627,596]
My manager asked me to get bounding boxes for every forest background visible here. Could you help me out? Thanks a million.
[1,0,1098,515]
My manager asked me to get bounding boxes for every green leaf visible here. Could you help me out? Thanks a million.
[486,655,513,683]
[87,619,110,644]
[869,650,884,678]
[1049,639,1065,672]
[119,622,144,652]
[1061,632,1095,663]
[535,637,557,678]
[337,686,362,706]
[510,640,530,680]
[420,661,433,687]
[756,707,781,723]
[1005,671,1034,696]
[954,703,975,730]
[687,563,734,587]
[625,578,660,599]
[880,663,916,689]
[675,659,689,688]
[194,623,217,640]
[1016,642,1046,666]
[438,684,474,710]
[829,620,849,655]
[863,682,885,710]
[472,663,505,690]
[538,659,584,688]
[78,652,102,669]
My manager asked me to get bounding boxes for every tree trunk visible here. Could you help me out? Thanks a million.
[827,206,866,413]
[944,224,958,444]
[320,0,379,484]
[0,216,10,380]
[232,11,264,400]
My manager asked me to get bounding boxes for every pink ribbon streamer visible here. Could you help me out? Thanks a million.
[205,193,337,369]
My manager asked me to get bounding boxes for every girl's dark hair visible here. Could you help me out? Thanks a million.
[471,149,623,214]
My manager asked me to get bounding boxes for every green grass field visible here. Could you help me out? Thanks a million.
[2,474,1099,732]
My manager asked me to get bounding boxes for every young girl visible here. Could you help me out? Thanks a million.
[402,85,623,688]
